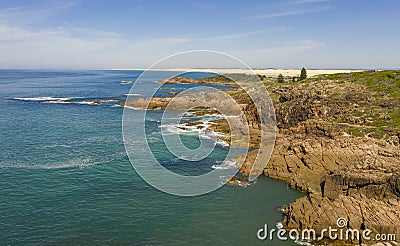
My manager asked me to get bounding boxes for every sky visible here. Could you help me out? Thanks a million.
[0,0,399,69]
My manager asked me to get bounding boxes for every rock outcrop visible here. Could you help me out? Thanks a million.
[227,71,400,244]
[259,71,400,245]
[126,71,400,244]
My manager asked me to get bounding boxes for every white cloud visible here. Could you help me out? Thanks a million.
[242,6,330,20]
[0,3,75,25]
[0,3,191,69]
[0,25,36,41]
[58,22,122,39]
[157,38,190,43]
[205,27,286,40]
[283,0,329,5]
[0,21,191,69]
[233,40,326,55]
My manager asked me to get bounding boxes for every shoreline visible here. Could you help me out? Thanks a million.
[107,68,364,77]
[125,70,400,244]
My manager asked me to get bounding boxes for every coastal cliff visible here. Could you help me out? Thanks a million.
[262,70,400,245]
[126,71,400,244]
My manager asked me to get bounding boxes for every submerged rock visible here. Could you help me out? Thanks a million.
[225,176,250,186]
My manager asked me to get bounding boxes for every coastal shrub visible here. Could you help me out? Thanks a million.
[278,74,285,83]
[300,67,307,80]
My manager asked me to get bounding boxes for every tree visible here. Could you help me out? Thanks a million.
[258,74,266,81]
[278,74,285,83]
[300,67,307,80]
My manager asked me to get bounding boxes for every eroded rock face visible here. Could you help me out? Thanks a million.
[158,76,238,87]
[237,123,400,243]
[253,72,400,244]
[125,91,242,114]
[260,123,400,244]
[323,170,400,200]
[283,194,400,245]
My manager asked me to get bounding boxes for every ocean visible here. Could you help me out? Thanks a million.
[0,70,303,245]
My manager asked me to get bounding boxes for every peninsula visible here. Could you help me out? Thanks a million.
[126,70,400,245]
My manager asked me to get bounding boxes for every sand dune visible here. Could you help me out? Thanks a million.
[109,68,363,77]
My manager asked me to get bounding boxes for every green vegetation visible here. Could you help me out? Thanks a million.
[318,70,400,99]
[204,73,272,83]
[205,73,259,83]
[201,74,233,82]
[278,74,285,83]
[227,89,245,96]
[300,67,307,80]
[258,74,267,81]
[205,70,400,141]
[266,70,400,140]
[323,70,399,139]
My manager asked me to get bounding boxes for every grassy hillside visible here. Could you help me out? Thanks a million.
[262,70,400,140]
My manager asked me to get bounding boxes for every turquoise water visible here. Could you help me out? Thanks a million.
[0,70,303,245]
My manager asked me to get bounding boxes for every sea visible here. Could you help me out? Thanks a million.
[0,69,303,245]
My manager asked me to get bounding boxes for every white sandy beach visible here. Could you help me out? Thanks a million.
[109,68,363,77]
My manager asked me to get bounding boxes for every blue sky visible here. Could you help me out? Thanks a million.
[0,0,399,69]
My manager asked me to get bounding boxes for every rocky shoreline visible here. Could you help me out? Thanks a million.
[263,71,400,245]
[126,71,400,245]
